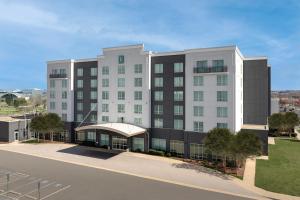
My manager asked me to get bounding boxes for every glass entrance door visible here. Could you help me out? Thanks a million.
[112,136,127,150]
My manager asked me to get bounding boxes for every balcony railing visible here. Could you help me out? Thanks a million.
[49,73,67,78]
[193,66,228,73]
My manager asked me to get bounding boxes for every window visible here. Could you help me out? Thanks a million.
[87,131,96,141]
[50,102,55,110]
[62,114,67,121]
[133,137,144,151]
[217,107,228,118]
[217,123,228,128]
[102,79,109,87]
[134,118,142,126]
[102,91,109,100]
[154,91,163,101]
[102,104,109,112]
[50,91,55,98]
[174,63,183,73]
[61,91,67,99]
[102,66,109,75]
[117,117,124,123]
[152,138,166,151]
[76,114,83,122]
[174,105,183,115]
[50,80,55,88]
[134,91,142,100]
[134,104,142,114]
[77,103,83,111]
[212,60,224,67]
[59,68,66,74]
[190,143,207,160]
[62,80,67,88]
[102,116,109,122]
[134,78,142,87]
[77,68,83,76]
[90,68,97,76]
[170,140,184,157]
[193,91,203,101]
[91,103,97,111]
[118,104,125,113]
[51,69,58,74]
[118,65,125,74]
[77,91,83,100]
[174,119,183,130]
[197,60,208,68]
[100,134,109,146]
[154,64,163,73]
[217,74,228,86]
[134,64,142,73]
[90,91,97,100]
[118,78,125,87]
[118,55,125,64]
[174,77,183,87]
[194,121,203,132]
[217,91,228,102]
[118,91,125,100]
[174,91,183,101]
[91,79,97,88]
[154,118,163,128]
[194,106,203,117]
[154,77,163,87]
[77,132,85,141]
[90,114,97,123]
[77,80,83,88]
[62,102,67,110]
[194,76,203,86]
[154,105,163,115]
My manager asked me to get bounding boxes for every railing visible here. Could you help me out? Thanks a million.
[49,73,67,78]
[193,66,228,73]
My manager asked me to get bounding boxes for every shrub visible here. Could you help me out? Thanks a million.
[148,149,165,156]
[165,152,171,157]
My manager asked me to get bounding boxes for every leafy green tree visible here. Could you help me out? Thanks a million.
[30,115,47,142]
[44,113,64,141]
[204,128,233,169]
[13,98,27,107]
[268,113,284,131]
[285,112,300,137]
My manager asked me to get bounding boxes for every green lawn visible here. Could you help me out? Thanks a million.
[256,139,300,196]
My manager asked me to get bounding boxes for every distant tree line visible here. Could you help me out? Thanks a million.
[268,112,299,137]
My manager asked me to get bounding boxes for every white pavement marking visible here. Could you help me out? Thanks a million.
[40,185,71,200]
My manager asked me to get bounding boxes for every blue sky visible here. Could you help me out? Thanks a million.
[0,0,299,90]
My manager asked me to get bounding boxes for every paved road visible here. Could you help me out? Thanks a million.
[0,150,253,200]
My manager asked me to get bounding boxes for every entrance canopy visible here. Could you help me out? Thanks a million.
[75,123,146,138]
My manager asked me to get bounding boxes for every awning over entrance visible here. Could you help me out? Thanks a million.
[75,123,146,138]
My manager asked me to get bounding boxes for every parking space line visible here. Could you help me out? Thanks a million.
[16,182,56,199]
[40,185,71,200]
[24,194,37,200]
[0,178,42,196]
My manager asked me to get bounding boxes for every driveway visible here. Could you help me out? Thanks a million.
[0,143,263,199]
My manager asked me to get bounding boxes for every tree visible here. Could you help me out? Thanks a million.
[44,113,64,141]
[13,98,27,108]
[204,128,233,169]
[285,112,300,137]
[268,113,284,131]
[30,115,47,142]
[231,130,262,168]
[269,112,299,137]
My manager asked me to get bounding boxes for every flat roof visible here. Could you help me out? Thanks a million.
[242,124,268,131]
[0,117,20,122]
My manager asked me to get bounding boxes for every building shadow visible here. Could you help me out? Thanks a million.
[57,145,120,160]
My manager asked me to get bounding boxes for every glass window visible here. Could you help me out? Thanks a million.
[118,78,125,87]
[100,134,109,146]
[174,77,183,87]
[194,121,203,132]
[154,64,163,73]
[174,119,183,130]
[62,80,67,88]
[217,74,228,86]
[77,80,83,88]
[174,63,183,73]
[118,55,125,64]
[193,91,203,101]
[174,91,183,101]
[59,68,66,74]
[212,60,224,67]
[118,104,125,113]
[217,123,228,128]
[118,65,125,74]
[134,91,142,100]
[77,132,85,141]
[102,116,109,122]
[77,103,83,111]
[77,68,83,76]
[102,91,109,100]
[133,137,144,151]
[117,117,124,123]
[62,114,67,121]
[174,105,183,115]
[154,91,163,101]
[190,143,207,160]
[134,64,142,73]
[91,103,97,111]
[134,104,142,114]
[193,76,203,86]
[50,102,55,110]
[90,68,97,76]
[154,118,163,128]
[151,138,166,151]
[134,78,142,87]
[102,79,109,87]
[87,131,96,142]
[91,79,97,88]
[76,114,83,122]
[217,107,228,118]
[170,140,184,157]
[90,114,97,123]
[50,80,55,88]
[154,105,163,115]
[217,91,228,102]
[134,118,142,126]
[118,91,125,100]
[77,91,83,100]
[102,66,109,75]
[50,91,55,98]
[102,104,109,112]
[194,106,203,117]
[196,60,208,68]
[154,77,163,87]
[90,91,97,100]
